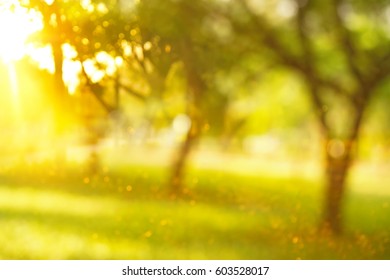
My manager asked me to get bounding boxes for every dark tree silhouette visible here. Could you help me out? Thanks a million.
[228,0,390,234]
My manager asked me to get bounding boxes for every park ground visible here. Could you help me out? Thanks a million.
[0,146,389,259]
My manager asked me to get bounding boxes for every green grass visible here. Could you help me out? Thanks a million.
[0,160,389,259]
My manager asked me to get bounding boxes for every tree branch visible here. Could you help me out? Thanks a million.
[369,51,390,88]
[294,1,328,134]
[119,83,147,101]
[295,0,314,71]
[232,1,348,99]
[331,0,365,87]
[80,63,115,113]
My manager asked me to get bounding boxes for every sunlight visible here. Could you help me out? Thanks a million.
[0,1,42,119]
[62,43,82,94]
[0,2,122,95]
[25,44,55,73]
[0,1,42,63]
[7,63,20,117]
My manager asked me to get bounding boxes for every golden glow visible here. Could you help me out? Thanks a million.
[62,44,82,94]
[25,44,55,73]
[8,63,21,119]
[0,1,121,96]
[82,51,122,84]
[0,1,43,63]
[25,43,83,95]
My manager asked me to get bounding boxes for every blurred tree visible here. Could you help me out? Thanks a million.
[26,0,73,130]
[23,0,146,169]
[226,0,390,234]
[22,0,91,165]
[137,0,206,193]
[138,0,246,193]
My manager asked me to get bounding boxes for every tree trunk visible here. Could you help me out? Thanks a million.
[52,40,70,121]
[169,120,200,193]
[51,40,71,166]
[169,39,205,194]
[322,137,355,235]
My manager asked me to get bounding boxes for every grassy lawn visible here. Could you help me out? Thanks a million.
[0,153,389,259]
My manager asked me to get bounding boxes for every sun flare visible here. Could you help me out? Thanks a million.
[0,1,43,63]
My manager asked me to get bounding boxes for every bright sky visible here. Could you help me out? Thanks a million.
[0,0,122,94]
[0,0,43,62]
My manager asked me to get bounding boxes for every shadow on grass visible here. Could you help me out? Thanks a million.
[0,163,389,259]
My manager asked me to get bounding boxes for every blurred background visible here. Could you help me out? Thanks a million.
[0,0,389,259]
